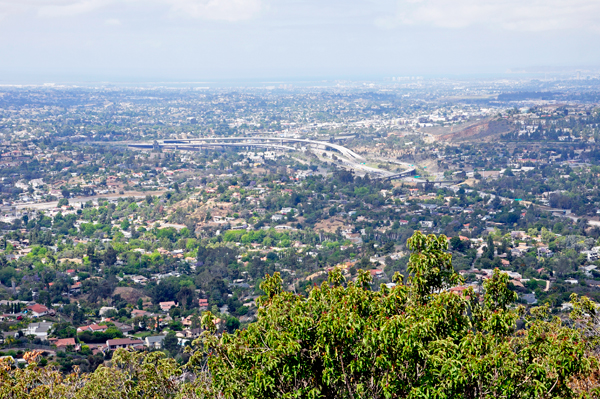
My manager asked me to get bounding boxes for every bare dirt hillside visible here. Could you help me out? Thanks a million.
[438,119,513,142]
[314,217,346,233]
[113,287,149,303]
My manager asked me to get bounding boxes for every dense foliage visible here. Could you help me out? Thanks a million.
[2,232,600,398]
[197,232,598,398]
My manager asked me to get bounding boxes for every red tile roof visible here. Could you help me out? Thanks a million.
[27,304,49,314]
[77,323,108,332]
[54,338,76,348]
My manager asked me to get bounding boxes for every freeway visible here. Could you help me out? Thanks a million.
[129,137,421,178]
[158,137,365,161]
[372,168,417,181]
[129,142,298,152]
[14,191,165,211]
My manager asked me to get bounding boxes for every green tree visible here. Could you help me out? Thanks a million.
[163,331,179,355]
[103,245,118,266]
[191,231,597,398]
[485,234,495,260]
[1,232,599,398]
[449,236,469,252]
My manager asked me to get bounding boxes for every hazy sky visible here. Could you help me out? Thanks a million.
[1,0,599,82]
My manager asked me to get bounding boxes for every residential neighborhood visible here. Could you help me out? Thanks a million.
[2,81,600,373]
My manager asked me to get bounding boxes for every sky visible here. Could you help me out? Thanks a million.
[0,0,600,83]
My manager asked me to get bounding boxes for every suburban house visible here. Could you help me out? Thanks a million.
[77,324,108,333]
[582,246,600,261]
[182,315,195,327]
[25,304,51,317]
[368,269,385,278]
[24,321,53,339]
[108,320,135,334]
[70,282,82,294]
[537,247,554,257]
[131,309,150,318]
[182,328,203,339]
[198,298,209,310]
[53,337,77,349]
[99,306,117,316]
[131,275,149,284]
[159,301,177,312]
[106,338,144,351]
[144,335,166,349]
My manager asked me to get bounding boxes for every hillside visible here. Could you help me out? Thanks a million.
[438,118,513,142]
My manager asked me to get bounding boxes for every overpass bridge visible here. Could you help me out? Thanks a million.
[372,168,417,181]
[130,137,365,161]
[128,141,297,152]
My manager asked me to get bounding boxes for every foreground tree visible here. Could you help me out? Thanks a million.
[193,232,599,398]
[1,232,600,398]
[0,350,191,399]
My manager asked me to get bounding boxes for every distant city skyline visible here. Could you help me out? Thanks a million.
[1,0,599,83]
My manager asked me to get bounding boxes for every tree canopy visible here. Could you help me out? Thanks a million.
[195,232,598,398]
[2,231,600,398]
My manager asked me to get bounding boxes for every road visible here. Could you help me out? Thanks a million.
[316,149,400,178]
[130,137,365,161]
[14,190,165,211]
